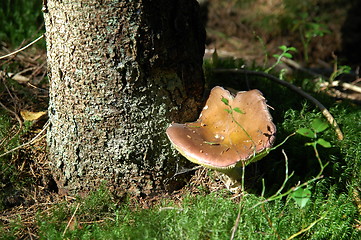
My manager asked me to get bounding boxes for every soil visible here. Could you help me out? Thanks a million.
[204,0,344,65]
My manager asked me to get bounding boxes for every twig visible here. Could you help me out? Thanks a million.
[172,165,202,177]
[320,80,361,94]
[29,60,47,80]
[274,149,292,196]
[0,100,23,147]
[0,101,23,131]
[213,68,344,140]
[281,57,322,77]
[0,34,44,60]
[353,188,361,214]
[27,227,34,240]
[287,215,325,240]
[0,79,24,146]
[324,88,361,102]
[12,67,37,77]
[283,58,361,101]
[0,120,49,158]
[62,203,80,237]
[230,201,244,240]
[0,125,17,147]
[351,78,361,85]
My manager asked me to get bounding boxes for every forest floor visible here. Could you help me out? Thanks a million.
[1,0,361,239]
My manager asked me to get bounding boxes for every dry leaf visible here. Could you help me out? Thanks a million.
[20,110,47,121]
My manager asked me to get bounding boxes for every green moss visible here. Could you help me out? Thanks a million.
[0,0,44,47]
[33,186,360,239]
[0,109,22,211]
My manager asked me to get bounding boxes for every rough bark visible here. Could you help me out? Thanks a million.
[44,0,205,196]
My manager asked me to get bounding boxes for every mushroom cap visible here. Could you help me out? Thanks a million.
[166,86,276,170]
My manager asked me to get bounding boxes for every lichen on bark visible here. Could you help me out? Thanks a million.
[44,0,205,195]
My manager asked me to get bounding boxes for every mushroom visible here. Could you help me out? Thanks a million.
[166,86,276,181]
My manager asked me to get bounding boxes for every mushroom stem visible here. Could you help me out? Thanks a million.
[221,132,296,183]
[219,166,244,182]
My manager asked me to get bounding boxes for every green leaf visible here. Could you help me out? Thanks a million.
[296,128,316,138]
[221,97,229,106]
[311,118,329,133]
[224,109,232,114]
[305,142,316,147]
[283,52,293,59]
[273,54,280,58]
[279,45,287,51]
[233,107,244,114]
[316,138,332,148]
[340,65,351,74]
[291,188,311,208]
[288,47,297,52]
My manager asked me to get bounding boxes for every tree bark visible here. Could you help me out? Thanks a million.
[44,0,205,196]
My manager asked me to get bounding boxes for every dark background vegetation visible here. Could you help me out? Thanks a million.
[0,0,44,47]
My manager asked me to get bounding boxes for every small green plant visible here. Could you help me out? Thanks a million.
[295,15,330,63]
[278,0,331,64]
[220,95,317,212]
[265,45,296,74]
[296,118,331,170]
[221,96,250,191]
[231,117,334,236]
[221,97,248,140]
[231,141,336,239]
[297,118,331,145]
[290,187,312,208]
[329,64,351,83]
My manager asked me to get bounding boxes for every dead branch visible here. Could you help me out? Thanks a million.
[320,80,361,94]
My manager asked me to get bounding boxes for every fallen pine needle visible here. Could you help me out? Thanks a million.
[63,203,80,237]
[287,215,325,240]
[0,35,44,60]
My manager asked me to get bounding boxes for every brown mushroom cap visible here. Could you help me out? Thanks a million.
[166,86,276,171]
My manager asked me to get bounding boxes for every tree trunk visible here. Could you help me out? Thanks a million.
[44,0,205,196]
